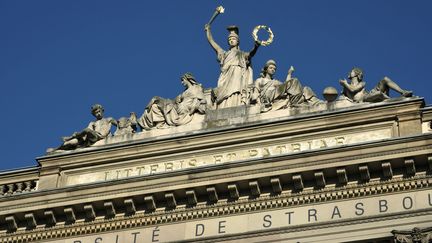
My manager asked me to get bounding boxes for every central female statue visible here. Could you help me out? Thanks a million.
[205,24,260,108]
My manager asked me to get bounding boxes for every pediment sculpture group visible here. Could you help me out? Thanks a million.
[48,7,413,152]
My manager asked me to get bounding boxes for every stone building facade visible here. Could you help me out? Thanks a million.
[1,97,432,242]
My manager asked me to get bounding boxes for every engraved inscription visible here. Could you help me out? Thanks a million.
[66,128,392,186]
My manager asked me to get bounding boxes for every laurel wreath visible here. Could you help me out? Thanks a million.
[252,25,274,46]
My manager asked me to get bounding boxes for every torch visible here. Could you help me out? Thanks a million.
[207,6,225,26]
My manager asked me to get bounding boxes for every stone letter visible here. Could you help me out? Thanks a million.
[164,162,174,171]
[331,206,342,219]
[291,143,301,152]
[150,164,158,174]
[319,140,328,148]
[218,221,226,234]
[104,171,110,181]
[355,202,364,216]
[226,153,236,160]
[379,200,388,213]
[214,155,223,164]
[131,232,140,243]
[196,224,205,236]
[189,159,197,167]
[335,137,345,145]
[308,209,317,222]
[249,149,259,157]
[285,211,294,224]
[402,196,413,210]
[152,227,160,242]
[263,215,272,228]
[125,169,133,177]
[275,145,287,154]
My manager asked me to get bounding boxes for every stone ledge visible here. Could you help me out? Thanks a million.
[41,97,423,159]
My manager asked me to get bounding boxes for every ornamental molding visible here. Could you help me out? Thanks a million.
[1,175,431,242]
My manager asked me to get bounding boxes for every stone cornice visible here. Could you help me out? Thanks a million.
[1,174,431,242]
[1,134,432,211]
[37,98,424,169]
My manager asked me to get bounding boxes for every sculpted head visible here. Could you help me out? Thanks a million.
[228,36,239,47]
[91,104,104,120]
[227,25,239,47]
[260,59,277,78]
[349,67,363,81]
[181,72,198,87]
[117,117,130,129]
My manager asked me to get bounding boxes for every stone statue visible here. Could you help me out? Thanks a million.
[251,60,321,112]
[48,104,117,152]
[114,112,137,136]
[339,67,413,103]
[205,23,260,108]
[392,227,432,243]
[138,73,206,129]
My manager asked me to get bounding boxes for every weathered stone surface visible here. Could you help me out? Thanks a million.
[24,213,36,229]
[144,196,156,211]
[104,201,116,219]
[64,207,76,224]
[314,171,326,188]
[251,60,321,112]
[138,73,206,130]
[185,190,197,206]
[270,177,282,194]
[47,104,116,152]
[205,16,259,108]
[382,162,393,179]
[84,204,96,221]
[44,210,56,227]
[207,187,218,203]
[0,5,430,243]
[249,181,261,197]
[124,198,136,215]
[5,215,17,232]
[339,68,412,103]
[359,165,370,182]
[228,184,239,200]
[336,168,348,185]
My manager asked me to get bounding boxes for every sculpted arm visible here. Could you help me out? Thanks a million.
[205,24,224,55]
[248,41,260,59]
[250,79,261,103]
[339,79,366,93]
[110,117,118,127]
[285,66,295,82]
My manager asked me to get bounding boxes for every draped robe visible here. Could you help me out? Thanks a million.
[253,77,319,111]
[213,48,253,108]
[139,85,206,129]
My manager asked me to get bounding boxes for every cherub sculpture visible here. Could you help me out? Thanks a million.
[114,112,137,136]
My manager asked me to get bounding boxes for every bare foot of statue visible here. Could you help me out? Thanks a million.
[402,90,413,97]
[46,148,55,153]
[62,136,73,142]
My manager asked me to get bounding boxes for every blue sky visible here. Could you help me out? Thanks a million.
[0,1,431,171]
